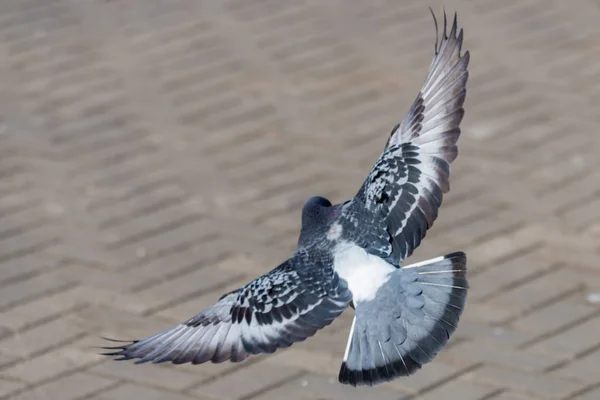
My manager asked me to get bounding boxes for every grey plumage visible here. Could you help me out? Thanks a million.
[338,252,468,386]
[341,11,469,266]
[102,9,470,388]
[103,251,351,364]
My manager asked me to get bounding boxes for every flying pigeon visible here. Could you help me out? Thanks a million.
[103,10,470,387]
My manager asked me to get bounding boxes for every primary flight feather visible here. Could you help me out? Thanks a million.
[103,10,470,387]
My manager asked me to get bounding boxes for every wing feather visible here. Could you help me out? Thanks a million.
[341,11,469,265]
[103,254,351,364]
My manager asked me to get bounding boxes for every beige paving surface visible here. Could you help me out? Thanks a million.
[1,0,600,399]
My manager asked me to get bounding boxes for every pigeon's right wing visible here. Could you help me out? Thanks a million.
[102,251,351,365]
[341,12,469,265]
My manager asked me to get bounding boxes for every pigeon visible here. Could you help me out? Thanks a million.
[102,9,470,387]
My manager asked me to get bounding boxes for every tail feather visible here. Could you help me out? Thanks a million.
[338,251,467,386]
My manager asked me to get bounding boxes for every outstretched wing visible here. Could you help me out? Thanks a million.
[342,11,469,265]
[103,251,351,364]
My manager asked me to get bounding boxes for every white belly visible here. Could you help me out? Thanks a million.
[332,242,396,302]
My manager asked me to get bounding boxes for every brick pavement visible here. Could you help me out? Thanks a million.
[0,0,600,399]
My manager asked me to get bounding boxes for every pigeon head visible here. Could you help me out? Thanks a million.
[304,196,332,209]
[298,196,336,246]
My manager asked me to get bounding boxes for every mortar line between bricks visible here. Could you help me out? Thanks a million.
[66,1,240,225]
[75,381,127,400]
[125,232,222,268]
[402,363,484,400]
[18,331,88,364]
[0,218,54,243]
[241,371,307,400]
[103,215,205,251]
[467,243,545,279]
[83,368,208,400]
[0,239,59,267]
[0,119,123,271]
[441,3,600,134]
[0,302,88,343]
[476,263,562,302]
[0,39,117,270]
[518,309,600,351]
[534,155,600,199]
[429,202,510,237]
[467,223,527,247]
[85,176,177,212]
[554,185,600,216]
[183,356,266,391]
[481,389,513,400]
[313,0,548,123]
[0,261,64,289]
[129,256,234,294]
[193,1,364,162]
[0,198,43,220]
[0,281,77,314]
[500,283,589,328]
[141,274,246,317]
[0,360,108,400]
[0,329,89,373]
[97,197,188,230]
[438,182,488,208]
[562,381,600,400]
[69,0,299,263]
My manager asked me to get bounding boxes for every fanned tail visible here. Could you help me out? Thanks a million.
[339,252,468,386]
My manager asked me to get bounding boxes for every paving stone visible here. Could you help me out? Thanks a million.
[552,349,600,383]
[461,302,516,325]
[454,320,532,347]
[127,242,225,283]
[264,347,341,377]
[489,391,540,400]
[2,336,103,383]
[573,385,600,400]
[511,297,598,335]
[0,378,25,398]
[485,268,585,317]
[0,287,82,331]
[471,365,585,399]
[0,351,20,369]
[0,253,57,285]
[92,384,202,400]
[384,361,477,395]
[88,360,204,392]
[0,268,75,311]
[192,360,302,400]
[59,285,151,314]
[155,277,252,322]
[68,306,175,339]
[52,263,143,292]
[251,372,405,400]
[7,372,117,400]
[467,251,555,301]
[443,341,562,373]
[411,379,501,400]
[529,317,600,357]
[460,226,543,268]
[136,265,244,313]
[0,317,86,358]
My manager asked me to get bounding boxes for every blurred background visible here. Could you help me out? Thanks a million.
[0,0,600,399]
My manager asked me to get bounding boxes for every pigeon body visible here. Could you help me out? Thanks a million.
[103,10,470,387]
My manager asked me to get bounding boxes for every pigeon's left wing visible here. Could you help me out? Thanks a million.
[341,12,469,265]
[102,252,351,364]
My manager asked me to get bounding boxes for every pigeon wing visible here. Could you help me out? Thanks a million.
[103,251,351,364]
[341,11,469,265]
